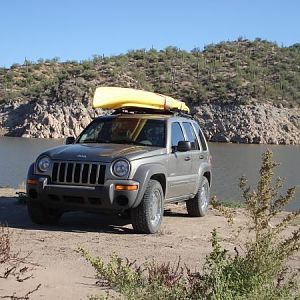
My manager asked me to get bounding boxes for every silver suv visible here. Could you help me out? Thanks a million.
[26,112,212,233]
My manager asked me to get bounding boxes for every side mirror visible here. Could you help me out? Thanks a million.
[65,136,75,145]
[177,141,191,152]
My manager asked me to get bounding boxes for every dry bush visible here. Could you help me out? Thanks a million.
[0,224,41,299]
[0,224,10,264]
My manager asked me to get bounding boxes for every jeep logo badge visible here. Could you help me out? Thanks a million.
[76,154,87,158]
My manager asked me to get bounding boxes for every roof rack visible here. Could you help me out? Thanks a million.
[111,107,195,119]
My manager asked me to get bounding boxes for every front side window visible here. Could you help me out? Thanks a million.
[171,122,184,148]
[78,117,166,147]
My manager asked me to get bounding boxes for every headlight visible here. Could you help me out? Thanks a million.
[112,159,130,177]
[37,156,51,172]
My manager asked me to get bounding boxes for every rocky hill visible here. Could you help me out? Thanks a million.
[0,38,299,144]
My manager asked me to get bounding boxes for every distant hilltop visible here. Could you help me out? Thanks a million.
[1,38,300,107]
[0,38,299,144]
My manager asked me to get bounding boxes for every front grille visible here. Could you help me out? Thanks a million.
[51,161,106,185]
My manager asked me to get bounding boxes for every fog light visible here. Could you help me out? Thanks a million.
[116,196,129,206]
[115,184,138,191]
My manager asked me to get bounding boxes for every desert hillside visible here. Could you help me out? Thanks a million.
[0,39,299,144]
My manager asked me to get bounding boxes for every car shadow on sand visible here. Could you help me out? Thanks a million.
[164,208,189,218]
[0,196,135,234]
[0,197,191,234]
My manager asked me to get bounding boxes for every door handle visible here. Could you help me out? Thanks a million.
[184,156,191,161]
[199,155,204,159]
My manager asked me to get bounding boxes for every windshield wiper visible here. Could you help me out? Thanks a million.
[81,139,110,144]
[112,140,149,146]
[81,139,98,143]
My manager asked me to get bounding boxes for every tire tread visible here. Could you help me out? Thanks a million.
[131,179,163,234]
[186,177,210,217]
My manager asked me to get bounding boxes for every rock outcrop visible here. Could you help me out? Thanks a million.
[194,103,300,145]
[0,99,104,139]
[0,100,299,144]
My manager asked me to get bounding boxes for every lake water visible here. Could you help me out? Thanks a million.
[0,137,299,211]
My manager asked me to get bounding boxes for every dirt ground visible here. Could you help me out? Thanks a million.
[0,188,299,299]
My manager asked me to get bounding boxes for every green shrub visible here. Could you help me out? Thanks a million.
[204,150,300,299]
[82,69,99,80]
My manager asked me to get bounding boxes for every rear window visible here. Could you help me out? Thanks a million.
[193,122,207,151]
[183,122,200,150]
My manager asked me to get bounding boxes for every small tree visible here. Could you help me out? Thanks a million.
[203,149,300,299]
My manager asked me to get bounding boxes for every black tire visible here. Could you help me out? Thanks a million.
[186,177,210,217]
[119,209,131,219]
[27,201,62,225]
[131,179,164,234]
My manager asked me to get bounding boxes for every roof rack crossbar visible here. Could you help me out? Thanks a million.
[111,107,194,118]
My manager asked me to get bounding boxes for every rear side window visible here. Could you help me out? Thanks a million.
[183,122,200,150]
[193,122,207,151]
[171,122,184,148]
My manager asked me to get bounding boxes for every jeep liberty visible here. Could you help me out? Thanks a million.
[27,111,212,233]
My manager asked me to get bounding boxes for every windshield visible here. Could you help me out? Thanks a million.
[77,117,166,147]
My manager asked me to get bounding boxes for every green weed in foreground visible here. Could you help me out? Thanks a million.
[80,150,300,299]
[219,200,246,209]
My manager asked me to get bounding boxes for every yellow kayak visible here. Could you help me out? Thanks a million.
[92,87,190,113]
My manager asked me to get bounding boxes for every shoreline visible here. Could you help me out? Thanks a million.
[0,100,299,145]
[2,135,300,148]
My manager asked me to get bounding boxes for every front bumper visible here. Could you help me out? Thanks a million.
[26,175,140,213]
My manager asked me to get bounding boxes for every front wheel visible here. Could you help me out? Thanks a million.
[131,179,164,234]
[27,201,62,225]
[186,177,210,217]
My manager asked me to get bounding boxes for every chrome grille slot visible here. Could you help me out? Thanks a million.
[74,163,81,183]
[90,164,97,184]
[82,164,89,184]
[66,163,73,182]
[51,161,106,185]
[59,163,66,182]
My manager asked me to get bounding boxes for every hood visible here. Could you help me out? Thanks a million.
[40,143,165,163]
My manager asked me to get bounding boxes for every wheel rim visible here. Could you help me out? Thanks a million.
[150,189,162,227]
[200,181,210,211]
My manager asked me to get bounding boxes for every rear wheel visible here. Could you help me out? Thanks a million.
[186,177,210,217]
[27,201,62,225]
[131,179,164,234]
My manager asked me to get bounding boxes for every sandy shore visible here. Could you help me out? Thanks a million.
[0,188,299,299]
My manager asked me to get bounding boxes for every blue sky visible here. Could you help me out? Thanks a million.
[1,0,299,67]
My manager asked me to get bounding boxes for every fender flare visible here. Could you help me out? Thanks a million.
[193,164,212,194]
[132,164,167,208]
